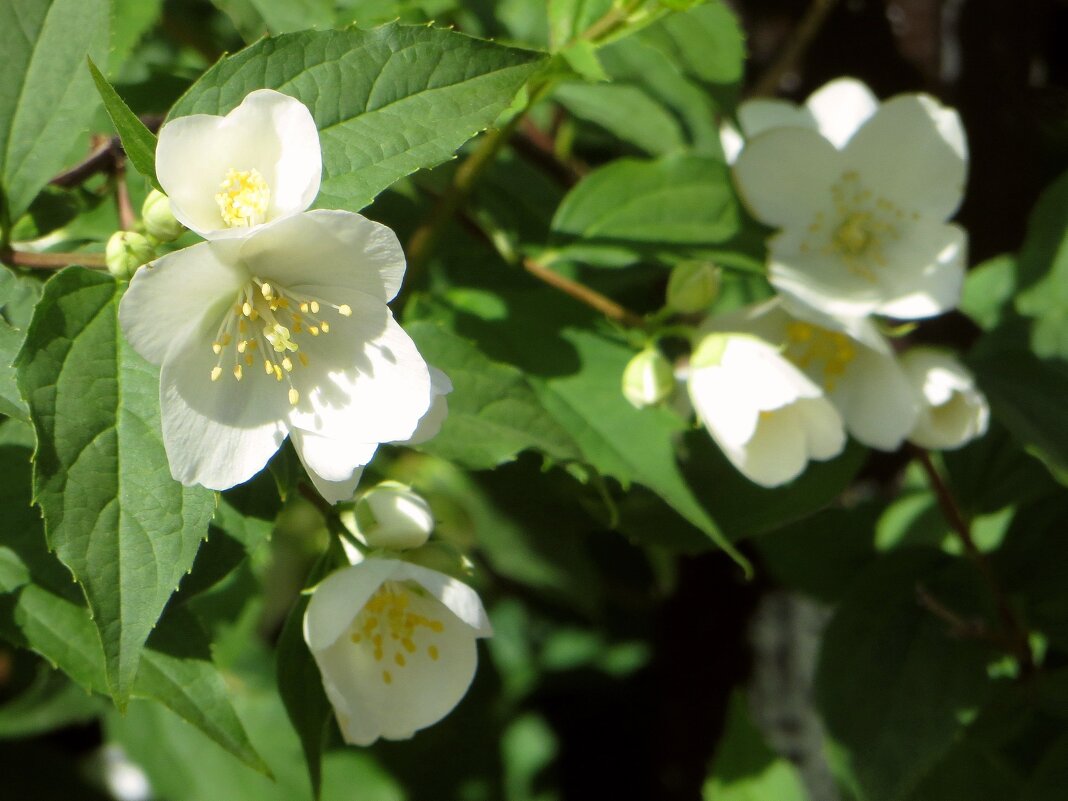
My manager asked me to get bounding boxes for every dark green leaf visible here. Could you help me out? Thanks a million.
[405,320,582,469]
[0,665,104,739]
[16,267,214,704]
[169,24,545,212]
[1015,170,1068,359]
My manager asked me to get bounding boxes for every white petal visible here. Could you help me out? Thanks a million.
[401,367,453,446]
[158,323,288,490]
[157,89,320,238]
[287,296,431,446]
[798,396,848,459]
[805,77,879,148]
[831,349,919,450]
[237,210,406,303]
[688,363,761,448]
[392,562,493,636]
[875,222,966,319]
[734,403,810,487]
[302,560,400,651]
[732,127,840,230]
[290,427,372,504]
[842,94,967,220]
[119,241,246,366]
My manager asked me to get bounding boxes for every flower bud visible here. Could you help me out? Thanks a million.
[354,481,434,550]
[141,190,184,242]
[622,348,675,409]
[666,261,720,314]
[105,231,154,280]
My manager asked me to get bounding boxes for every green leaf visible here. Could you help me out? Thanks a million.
[420,287,749,566]
[908,739,1022,801]
[703,691,810,801]
[16,267,214,705]
[554,82,689,155]
[1022,734,1068,801]
[550,154,741,267]
[405,320,582,469]
[0,267,42,420]
[1014,170,1068,359]
[815,549,991,801]
[108,0,164,73]
[547,0,613,50]
[87,57,160,188]
[277,554,334,799]
[960,254,1017,332]
[969,348,1068,482]
[169,24,545,213]
[0,0,109,224]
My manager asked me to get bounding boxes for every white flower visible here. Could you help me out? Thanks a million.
[354,481,435,551]
[119,209,432,498]
[156,89,321,239]
[303,557,492,746]
[720,77,879,163]
[901,348,989,449]
[732,89,968,320]
[703,299,919,450]
[687,333,846,487]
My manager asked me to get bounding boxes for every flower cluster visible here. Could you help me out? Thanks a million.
[647,79,987,487]
[119,90,450,503]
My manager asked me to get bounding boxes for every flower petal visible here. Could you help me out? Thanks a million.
[831,349,919,450]
[158,322,288,490]
[842,94,967,220]
[902,348,989,449]
[733,403,810,487]
[290,427,372,504]
[302,560,401,651]
[875,222,966,319]
[287,295,431,447]
[119,240,246,366]
[805,77,879,148]
[732,127,840,230]
[401,367,452,446]
[238,210,406,303]
[393,562,493,636]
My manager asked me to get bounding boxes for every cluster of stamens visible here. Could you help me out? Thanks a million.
[784,321,857,391]
[800,170,914,281]
[208,277,352,405]
[349,583,445,686]
[216,168,270,228]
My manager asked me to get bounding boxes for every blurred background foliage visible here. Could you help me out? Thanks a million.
[3,1,1068,800]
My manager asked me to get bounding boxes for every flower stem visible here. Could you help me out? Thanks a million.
[748,0,840,98]
[0,248,106,269]
[912,447,1035,673]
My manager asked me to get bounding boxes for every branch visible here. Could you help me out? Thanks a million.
[0,248,105,269]
[912,447,1035,673]
[523,257,647,330]
[748,0,840,98]
[49,116,162,189]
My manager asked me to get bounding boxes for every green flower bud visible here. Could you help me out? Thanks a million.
[354,481,434,550]
[666,261,720,314]
[105,231,155,280]
[622,347,675,409]
[141,190,184,242]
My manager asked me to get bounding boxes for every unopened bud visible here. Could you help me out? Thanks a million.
[666,261,720,314]
[105,231,154,280]
[354,481,434,550]
[622,348,675,409]
[141,190,184,242]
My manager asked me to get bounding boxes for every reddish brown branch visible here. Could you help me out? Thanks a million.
[0,248,106,269]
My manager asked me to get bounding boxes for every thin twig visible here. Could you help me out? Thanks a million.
[523,257,647,329]
[915,583,1000,644]
[114,156,136,231]
[0,248,106,269]
[912,447,1035,673]
[749,0,840,98]
[514,118,588,187]
[49,116,162,189]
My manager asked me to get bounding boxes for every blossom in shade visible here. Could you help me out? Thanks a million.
[156,89,321,239]
[901,348,989,450]
[119,209,432,499]
[303,557,492,746]
[703,298,919,450]
[687,332,846,487]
